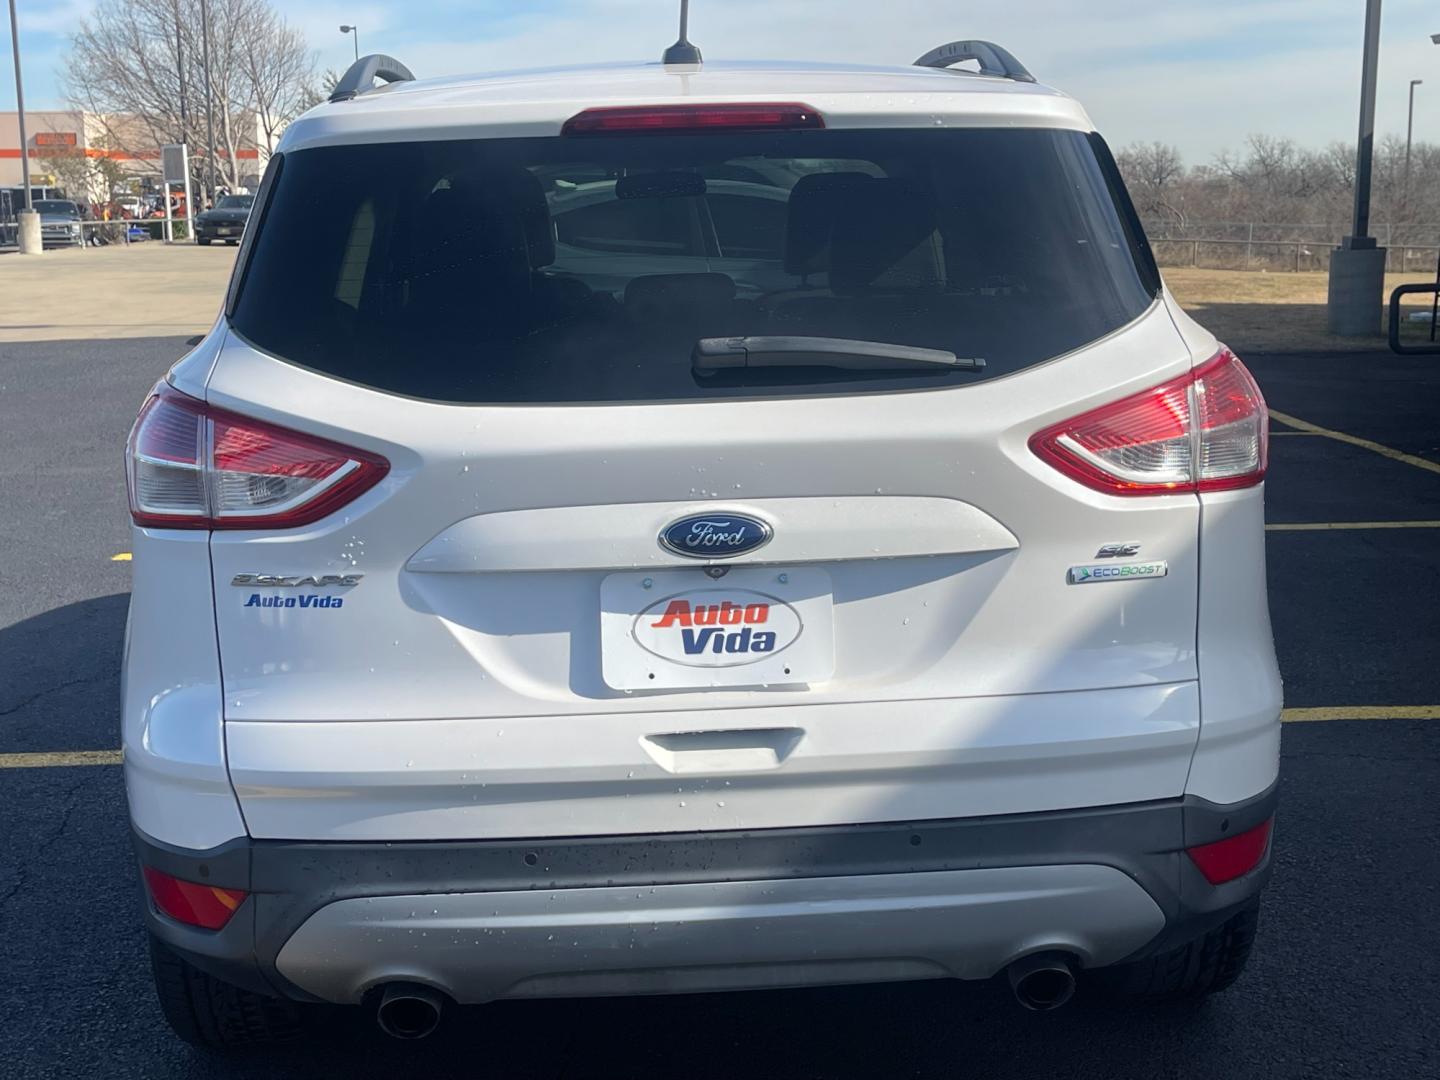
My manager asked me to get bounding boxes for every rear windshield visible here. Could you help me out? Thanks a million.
[231,128,1157,403]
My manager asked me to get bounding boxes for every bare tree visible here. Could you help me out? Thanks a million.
[1116,141,1188,226]
[65,0,316,196]
[1113,135,1419,234]
[238,5,319,154]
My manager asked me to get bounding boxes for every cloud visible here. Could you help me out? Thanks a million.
[8,0,1440,161]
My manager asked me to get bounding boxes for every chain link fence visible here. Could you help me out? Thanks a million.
[1142,220,1440,274]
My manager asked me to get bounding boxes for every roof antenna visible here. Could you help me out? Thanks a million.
[662,0,702,65]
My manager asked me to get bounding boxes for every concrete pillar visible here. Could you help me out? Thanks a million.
[15,209,42,255]
[1327,243,1387,336]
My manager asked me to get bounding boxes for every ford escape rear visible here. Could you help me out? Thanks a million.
[122,38,1280,1047]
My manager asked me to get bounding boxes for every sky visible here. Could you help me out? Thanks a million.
[6,0,1440,163]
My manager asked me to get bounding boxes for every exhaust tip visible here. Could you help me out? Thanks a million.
[374,982,446,1040]
[1007,952,1076,1012]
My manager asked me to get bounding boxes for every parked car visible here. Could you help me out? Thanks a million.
[124,37,1279,1049]
[194,193,255,245]
[114,194,145,219]
[35,199,83,247]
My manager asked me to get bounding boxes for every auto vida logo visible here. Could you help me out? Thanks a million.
[231,572,362,610]
[632,589,801,666]
[658,513,772,560]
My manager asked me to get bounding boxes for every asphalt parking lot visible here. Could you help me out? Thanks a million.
[1,332,1437,1079]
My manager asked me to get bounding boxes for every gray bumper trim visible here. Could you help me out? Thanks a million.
[133,783,1277,1002]
[277,865,1167,1004]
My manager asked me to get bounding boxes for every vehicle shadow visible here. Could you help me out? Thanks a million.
[189,978,1229,1080]
[0,593,129,753]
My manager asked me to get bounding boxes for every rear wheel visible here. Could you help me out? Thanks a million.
[1100,899,1260,1002]
[148,933,302,1048]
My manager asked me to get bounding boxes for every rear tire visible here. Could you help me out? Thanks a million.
[1100,899,1260,1002]
[197,238,212,246]
[148,933,302,1049]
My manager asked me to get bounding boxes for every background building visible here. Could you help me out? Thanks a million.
[1,110,267,204]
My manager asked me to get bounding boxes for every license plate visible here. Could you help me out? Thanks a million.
[600,567,834,690]
[217,228,235,235]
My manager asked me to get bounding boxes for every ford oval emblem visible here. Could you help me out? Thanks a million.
[659,512,772,560]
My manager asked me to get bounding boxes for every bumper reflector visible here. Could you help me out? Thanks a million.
[1186,817,1273,885]
[142,865,247,930]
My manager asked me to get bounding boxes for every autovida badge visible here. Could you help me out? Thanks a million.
[659,512,772,560]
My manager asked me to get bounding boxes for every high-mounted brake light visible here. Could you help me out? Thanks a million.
[561,103,824,136]
[1186,818,1273,885]
[126,385,388,529]
[142,865,248,930]
[1029,347,1268,496]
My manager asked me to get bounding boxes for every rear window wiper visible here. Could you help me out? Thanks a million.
[693,336,985,374]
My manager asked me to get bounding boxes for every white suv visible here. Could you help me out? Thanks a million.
[123,38,1280,1047]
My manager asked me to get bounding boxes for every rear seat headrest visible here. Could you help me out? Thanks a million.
[827,178,942,294]
[783,172,876,277]
[407,178,532,326]
[477,168,554,269]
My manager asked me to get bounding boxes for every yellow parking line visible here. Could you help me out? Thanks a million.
[110,552,132,561]
[2,709,1436,768]
[1282,706,1440,723]
[0,750,123,769]
[1268,409,1440,477]
[1267,520,1440,531]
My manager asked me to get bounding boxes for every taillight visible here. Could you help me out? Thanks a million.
[141,865,248,930]
[1029,348,1268,496]
[126,385,388,529]
[561,103,824,136]
[1186,818,1273,885]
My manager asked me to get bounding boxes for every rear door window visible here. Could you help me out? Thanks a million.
[230,128,1158,404]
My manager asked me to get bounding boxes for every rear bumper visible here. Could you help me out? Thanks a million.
[195,221,243,238]
[134,782,1277,1004]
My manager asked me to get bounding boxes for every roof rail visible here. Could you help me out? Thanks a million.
[329,54,416,103]
[912,40,1035,83]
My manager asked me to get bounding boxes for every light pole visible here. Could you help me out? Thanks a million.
[201,0,216,206]
[340,25,359,62]
[1405,79,1423,216]
[1328,0,1387,336]
[7,0,40,253]
[174,0,187,135]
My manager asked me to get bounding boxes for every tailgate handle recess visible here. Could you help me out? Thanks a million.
[640,728,803,774]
